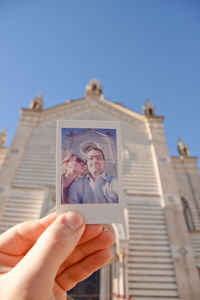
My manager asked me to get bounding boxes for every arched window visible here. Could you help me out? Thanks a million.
[181,197,195,231]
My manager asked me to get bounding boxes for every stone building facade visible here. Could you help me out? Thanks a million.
[0,80,200,300]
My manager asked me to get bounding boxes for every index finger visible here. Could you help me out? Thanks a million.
[0,212,56,255]
[0,213,102,256]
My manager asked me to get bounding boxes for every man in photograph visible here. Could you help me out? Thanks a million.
[68,147,118,204]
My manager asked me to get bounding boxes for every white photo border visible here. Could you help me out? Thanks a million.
[56,120,123,224]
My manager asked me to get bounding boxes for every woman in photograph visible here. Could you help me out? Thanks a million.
[61,154,86,204]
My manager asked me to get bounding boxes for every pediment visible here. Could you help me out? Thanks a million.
[21,96,145,130]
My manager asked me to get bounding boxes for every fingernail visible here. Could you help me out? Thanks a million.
[64,211,84,231]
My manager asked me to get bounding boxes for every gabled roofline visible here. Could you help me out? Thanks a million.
[20,97,85,114]
[21,96,146,121]
[20,96,164,123]
[101,98,144,121]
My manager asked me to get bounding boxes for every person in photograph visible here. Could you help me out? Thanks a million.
[68,147,118,204]
[62,154,86,204]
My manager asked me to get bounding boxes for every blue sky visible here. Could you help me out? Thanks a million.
[0,0,200,167]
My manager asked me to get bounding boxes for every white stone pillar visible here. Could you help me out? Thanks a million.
[146,115,200,300]
[115,238,129,298]
[100,264,111,300]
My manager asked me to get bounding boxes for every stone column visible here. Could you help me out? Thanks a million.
[40,185,56,217]
[0,146,8,212]
[0,147,8,168]
[146,116,200,300]
[115,238,129,298]
[100,264,111,300]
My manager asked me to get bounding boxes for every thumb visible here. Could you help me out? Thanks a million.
[14,211,85,282]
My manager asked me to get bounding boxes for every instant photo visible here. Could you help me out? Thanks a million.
[56,120,123,223]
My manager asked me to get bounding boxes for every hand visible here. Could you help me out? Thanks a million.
[0,211,115,300]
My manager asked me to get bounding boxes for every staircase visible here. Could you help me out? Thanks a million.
[0,188,44,234]
[127,197,179,300]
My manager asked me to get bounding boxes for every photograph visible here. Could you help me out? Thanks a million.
[56,120,123,223]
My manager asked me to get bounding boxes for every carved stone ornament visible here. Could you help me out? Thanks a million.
[85,79,103,97]
[177,138,190,158]
[177,246,188,257]
[29,93,44,111]
[142,99,155,116]
[167,195,176,204]
[0,128,7,147]
[116,238,129,256]
[158,156,170,163]
[10,149,19,154]
[171,245,192,258]
[164,195,181,207]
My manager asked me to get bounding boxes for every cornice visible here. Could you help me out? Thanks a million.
[145,115,165,123]
[171,156,198,161]
[171,156,199,171]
